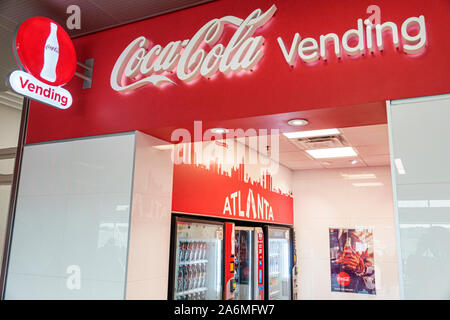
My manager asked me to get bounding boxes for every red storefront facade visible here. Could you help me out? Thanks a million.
[2,0,450,300]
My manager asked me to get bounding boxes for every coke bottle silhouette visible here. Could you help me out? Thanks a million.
[40,22,59,83]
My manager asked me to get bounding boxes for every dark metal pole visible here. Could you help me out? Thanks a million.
[0,97,29,299]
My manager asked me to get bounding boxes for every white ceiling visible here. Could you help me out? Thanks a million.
[248,124,391,170]
[0,0,214,91]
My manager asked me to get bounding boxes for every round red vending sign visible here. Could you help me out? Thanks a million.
[337,272,351,287]
[13,17,76,86]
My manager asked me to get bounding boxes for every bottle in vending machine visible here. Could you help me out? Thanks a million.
[197,242,201,261]
[202,242,207,260]
[183,265,189,291]
[200,263,206,287]
[181,241,187,262]
[193,241,198,261]
[195,264,201,289]
[197,242,202,261]
[178,241,184,263]
[196,242,201,261]
[187,242,193,262]
[189,241,195,262]
[191,263,197,289]
[177,267,183,292]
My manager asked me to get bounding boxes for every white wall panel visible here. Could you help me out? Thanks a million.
[5,133,136,299]
[293,166,400,299]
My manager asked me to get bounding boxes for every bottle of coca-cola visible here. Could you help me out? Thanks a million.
[192,241,198,261]
[179,241,184,262]
[190,241,195,262]
[189,264,197,290]
[200,263,206,287]
[195,242,201,261]
[185,242,191,262]
[177,266,183,292]
[184,241,189,262]
[197,264,202,288]
[201,242,207,260]
[183,265,189,291]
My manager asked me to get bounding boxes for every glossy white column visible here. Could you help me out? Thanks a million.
[388,94,450,299]
[125,132,173,299]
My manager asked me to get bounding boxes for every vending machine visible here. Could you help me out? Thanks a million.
[224,224,265,300]
[169,215,295,300]
[265,226,293,300]
[169,217,224,300]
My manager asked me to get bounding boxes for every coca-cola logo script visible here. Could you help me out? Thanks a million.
[110,5,277,92]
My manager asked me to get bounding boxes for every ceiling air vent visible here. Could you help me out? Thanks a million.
[291,134,349,150]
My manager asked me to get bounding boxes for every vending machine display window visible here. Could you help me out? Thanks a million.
[234,227,254,300]
[171,218,224,300]
[267,227,292,300]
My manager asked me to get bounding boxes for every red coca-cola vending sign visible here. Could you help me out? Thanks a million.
[8,17,76,109]
[13,16,76,86]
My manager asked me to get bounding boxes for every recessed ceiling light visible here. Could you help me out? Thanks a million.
[210,128,229,134]
[287,119,309,127]
[283,128,340,139]
[306,147,357,159]
[351,160,358,165]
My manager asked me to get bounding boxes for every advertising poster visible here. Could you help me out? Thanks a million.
[329,228,376,294]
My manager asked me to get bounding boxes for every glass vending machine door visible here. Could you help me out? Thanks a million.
[173,219,223,300]
[267,227,292,300]
[234,227,254,300]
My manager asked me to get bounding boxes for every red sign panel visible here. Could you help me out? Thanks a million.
[14,17,76,86]
[171,142,294,225]
[25,0,450,144]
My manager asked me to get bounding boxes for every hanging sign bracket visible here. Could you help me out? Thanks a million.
[74,58,94,89]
